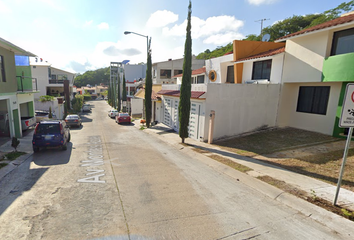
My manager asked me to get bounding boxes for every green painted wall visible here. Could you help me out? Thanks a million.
[16,66,32,91]
[12,109,21,138]
[28,101,34,117]
[0,47,17,94]
[323,53,354,82]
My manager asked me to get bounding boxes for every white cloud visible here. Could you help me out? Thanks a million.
[0,2,12,13]
[203,32,244,45]
[39,0,65,11]
[162,15,244,44]
[247,0,279,5]
[84,20,93,28]
[98,22,109,30]
[146,10,178,28]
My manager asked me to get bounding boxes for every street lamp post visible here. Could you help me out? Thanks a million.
[124,31,152,121]
[124,31,151,60]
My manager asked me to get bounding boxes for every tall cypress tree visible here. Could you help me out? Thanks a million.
[145,47,152,127]
[178,0,192,143]
[122,73,127,112]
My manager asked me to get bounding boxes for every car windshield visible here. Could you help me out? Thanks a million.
[67,115,78,119]
[36,124,60,134]
[120,113,129,116]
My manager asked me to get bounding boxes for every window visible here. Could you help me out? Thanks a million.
[48,67,51,78]
[197,75,204,84]
[226,65,234,83]
[331,27,354,56]
[51,74,57,80]
[296,86,330,115]
[252,60,272,80]
[58,74,68,80]
[0,55,5,82]
[174,69,182,76]
[160,69,171,79]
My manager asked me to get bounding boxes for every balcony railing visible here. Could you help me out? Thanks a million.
[49,79,65,84]
[16,76,38,92]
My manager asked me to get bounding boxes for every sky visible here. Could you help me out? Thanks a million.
[0,0,347,74]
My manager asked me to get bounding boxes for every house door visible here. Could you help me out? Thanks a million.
[189,102,201,140]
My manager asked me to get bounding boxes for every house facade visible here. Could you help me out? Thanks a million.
[31,60,75,100]
[152,57,205,85]
[0,37,37,138]
[158,41,286,142]
[275,12,354,137]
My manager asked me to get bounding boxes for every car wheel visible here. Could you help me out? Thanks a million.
[33,146,39,152]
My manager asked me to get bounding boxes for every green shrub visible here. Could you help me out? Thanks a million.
[39,95,55,102]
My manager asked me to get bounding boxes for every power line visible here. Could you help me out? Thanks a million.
[255,18,270,36]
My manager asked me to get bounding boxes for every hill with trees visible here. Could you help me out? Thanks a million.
[73,67,110,87]
[196,1,354,60]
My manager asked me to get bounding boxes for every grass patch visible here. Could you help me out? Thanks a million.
[258,149,354,192]
[208,154,253,173]
[5,151,26,161]
[214,127,339,156]
[0,162,8,169]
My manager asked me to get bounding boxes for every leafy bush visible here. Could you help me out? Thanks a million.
[39,95,55,102]
[72,95,84,113]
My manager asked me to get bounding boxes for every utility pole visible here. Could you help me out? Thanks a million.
[256,18,270,37]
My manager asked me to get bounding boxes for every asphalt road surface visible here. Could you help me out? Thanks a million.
[0,100,352,239]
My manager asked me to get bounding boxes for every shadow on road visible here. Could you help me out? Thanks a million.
[32,142,73,166]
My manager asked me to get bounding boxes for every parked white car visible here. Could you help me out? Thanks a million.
[82,104,91,112]
[108,109,118,118]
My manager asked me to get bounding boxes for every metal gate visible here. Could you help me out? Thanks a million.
[189,102,200,140]
[163,98,172,126]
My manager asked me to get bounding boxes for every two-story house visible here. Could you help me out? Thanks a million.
[31,60,75,100]
[275,11,354,138]
[158,41,285,142]
[0,37,37,138]
[152,57,205,85]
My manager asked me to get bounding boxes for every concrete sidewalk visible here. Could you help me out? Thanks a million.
[135,120,354,212]
[0,131,34,180]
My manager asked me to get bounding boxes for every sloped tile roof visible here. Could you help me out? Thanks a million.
[172,67,206,78]
[276,13,354,41]
[157,90,206,99]
[236,47,285,62]
[134,88,161,100]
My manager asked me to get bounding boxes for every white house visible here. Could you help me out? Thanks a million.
[158,41,286,142]
[152,57,205,85]
[275,12,354,138]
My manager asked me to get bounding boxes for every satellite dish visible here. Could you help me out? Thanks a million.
[262,34,271,42]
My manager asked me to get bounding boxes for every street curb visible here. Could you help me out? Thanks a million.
[0,153,33,181]
[137,124,354,237]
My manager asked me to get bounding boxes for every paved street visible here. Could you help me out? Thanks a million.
[0,100,353,239]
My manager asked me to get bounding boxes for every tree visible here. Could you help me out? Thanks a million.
[145,43,152,128]
[122,73,127,112]
[48,106,53,118]
[179,0,192,144]
[11,137,20,152]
